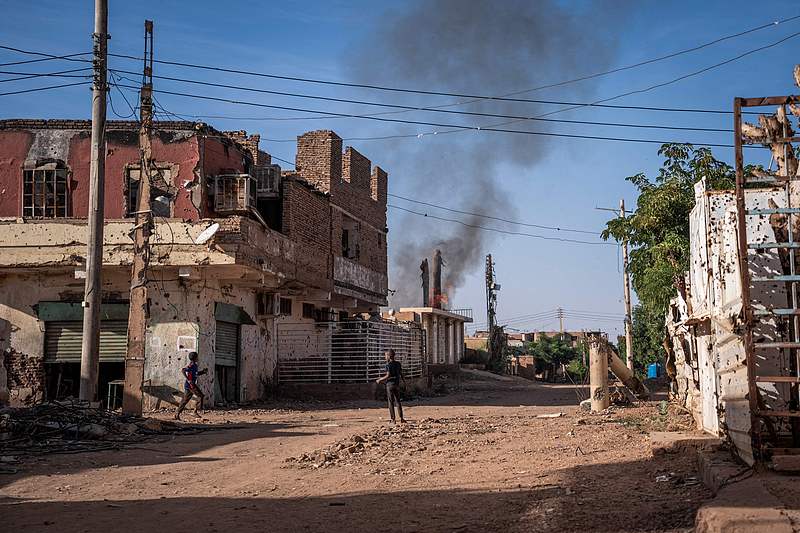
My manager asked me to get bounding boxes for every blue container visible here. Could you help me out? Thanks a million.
[647,363,660,379]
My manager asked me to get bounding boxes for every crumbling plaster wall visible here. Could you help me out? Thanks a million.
[143,276,276,408]
[0,269,129,405]
[0,125,206,220]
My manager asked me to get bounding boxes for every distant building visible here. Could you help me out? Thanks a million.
[386,307,472,366]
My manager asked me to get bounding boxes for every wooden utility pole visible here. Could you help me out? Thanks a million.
[620,199,635,371]
[122,20,154,415]
[79,0,109,403]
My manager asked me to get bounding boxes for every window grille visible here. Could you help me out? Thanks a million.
[22,166,68,218]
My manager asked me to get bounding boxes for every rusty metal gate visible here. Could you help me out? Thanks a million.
[734,94,800,463]
[276,320,424,384]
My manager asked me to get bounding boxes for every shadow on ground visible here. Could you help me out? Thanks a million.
[0,421,314,490]
[1,452,724,533]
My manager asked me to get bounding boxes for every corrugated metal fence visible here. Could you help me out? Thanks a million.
[277,320,424,384]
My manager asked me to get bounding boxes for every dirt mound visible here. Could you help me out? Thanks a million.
[288,415,514,469]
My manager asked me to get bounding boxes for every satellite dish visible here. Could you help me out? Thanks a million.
[195,223,220,245]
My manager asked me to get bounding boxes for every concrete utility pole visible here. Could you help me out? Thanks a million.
[79,0,108,403]
[589,335,609,412]
[485,254,499,362]
[558,307,564,337]
[620,199,634,371]
[123,20,154,416]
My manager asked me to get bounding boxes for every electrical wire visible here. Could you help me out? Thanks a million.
[0,67,93,83]
[103,12,795,117]
[358,27,800,141]
[0,81,88,97]
[107,67,733,134]
[388,193,599,235]
[108,82,743,148]
[0,46,91,66]
[387,204,616,245]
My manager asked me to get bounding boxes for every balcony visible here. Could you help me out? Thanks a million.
[446,308,473,321]
[333,255,388,306]
[0,217,295,281]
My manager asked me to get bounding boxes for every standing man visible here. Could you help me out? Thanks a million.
[377,349,406,424]
[175,351,208,420]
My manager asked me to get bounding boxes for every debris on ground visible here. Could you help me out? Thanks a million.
[535,412,564,419]
[288,415,513,469]
[0,401,220,457]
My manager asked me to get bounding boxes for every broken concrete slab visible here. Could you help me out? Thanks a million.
[695,476,794,533]
[696,449,748,496]
[650,431,721,457]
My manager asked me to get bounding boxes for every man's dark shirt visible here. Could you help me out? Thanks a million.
[385,360,402,385]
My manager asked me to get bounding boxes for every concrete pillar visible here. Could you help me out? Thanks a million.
[431,315,439,364]
[589,337,609,412]
[457,323,464,363]
[447,319,455,364]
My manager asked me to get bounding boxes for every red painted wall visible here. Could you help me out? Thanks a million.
[0,127,249,221]
[0,131,33,218]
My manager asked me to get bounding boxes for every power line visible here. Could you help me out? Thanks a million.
[107,67,733,134]
[108,82,742,148]
[102,14,792,117]
[0,67,92,83]
[0,46,91,66]
[388,193,599,235]
[387,204,615,246]
[484,14,800,97]
[103,14,800,132]
[0,81,88,97]
[532,28,800,122]
[360,27,800,141]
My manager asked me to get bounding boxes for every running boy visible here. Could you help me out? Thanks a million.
[175,351,208,420]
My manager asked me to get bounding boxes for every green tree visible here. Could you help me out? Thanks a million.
[601,143,736,369]
[526,334,582,380]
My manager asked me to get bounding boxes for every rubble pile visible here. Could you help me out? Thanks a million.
[0,401,195,456]
[288,415,515,469]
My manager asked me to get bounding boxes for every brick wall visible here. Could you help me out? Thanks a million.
[296,130,342,193]
[222,130,265,165]
[281,177,331,289]
[291,129,389,284]
[4,350,44,405]
[342,147,371,190]
[371,166,388,205]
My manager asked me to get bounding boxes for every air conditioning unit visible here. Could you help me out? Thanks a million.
[214,174,256,214]
[253,164,281,198]
[256,292,279,317]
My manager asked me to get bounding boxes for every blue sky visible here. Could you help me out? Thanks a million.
[1,0,798,342]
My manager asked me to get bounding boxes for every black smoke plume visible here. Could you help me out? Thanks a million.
[349,0,628,307]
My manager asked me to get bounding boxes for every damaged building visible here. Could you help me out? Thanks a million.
[382,249,472,367]
[0,121,416,408]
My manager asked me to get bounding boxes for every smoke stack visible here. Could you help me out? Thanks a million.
[420,258,430,307]
[432,249,444,309]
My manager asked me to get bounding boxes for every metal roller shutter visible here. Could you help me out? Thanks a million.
[215,321,239,367]
[44,320,128,363]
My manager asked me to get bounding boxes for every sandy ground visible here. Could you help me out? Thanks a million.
[1,372,710,532]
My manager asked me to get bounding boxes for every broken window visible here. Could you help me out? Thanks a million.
[126,166,174,218]
[22,164,69,218]
[279,297,293,316]
[341,216,360,260]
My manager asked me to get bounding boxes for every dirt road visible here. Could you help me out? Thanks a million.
[1,372,709,532]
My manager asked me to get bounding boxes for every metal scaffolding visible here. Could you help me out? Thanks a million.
[734,94,800,461]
